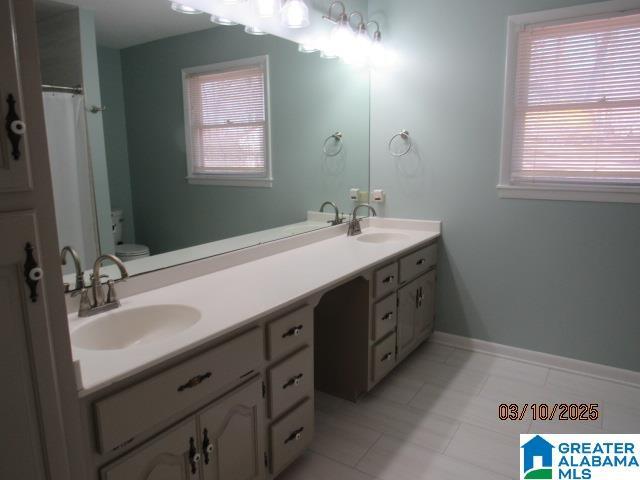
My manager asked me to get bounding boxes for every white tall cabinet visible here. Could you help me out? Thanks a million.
[0,0,87,478]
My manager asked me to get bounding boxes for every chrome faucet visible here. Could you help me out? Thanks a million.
[320,201,343,226]
[77,254,129,317]
[348,204,377,236]
[60,246,84,292]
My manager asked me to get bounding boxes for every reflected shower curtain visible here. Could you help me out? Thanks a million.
[43,92,99,274]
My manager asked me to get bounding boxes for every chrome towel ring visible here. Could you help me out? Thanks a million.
[388,130,412,157]
[323,132,343,156]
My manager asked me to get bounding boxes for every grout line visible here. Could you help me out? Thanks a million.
[308,450,378,478]
[442,421,462,454]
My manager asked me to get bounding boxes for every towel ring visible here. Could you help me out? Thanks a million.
[388,130,412,157]
[323,132,343,157]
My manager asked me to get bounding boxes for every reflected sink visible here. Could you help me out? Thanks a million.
[71,305,201,351]
[357,232,411,244]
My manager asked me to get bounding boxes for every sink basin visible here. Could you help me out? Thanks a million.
[71,305,201,351]
[356,232,411,244]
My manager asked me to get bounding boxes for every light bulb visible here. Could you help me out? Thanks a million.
[254,0,278,18]
[343,26,370,65]
[281,0,310,29]
[369,37,387,68]
[170,2,202,14]
[210,15,238,25]
[245,25,267,35]
[329,14,354,58]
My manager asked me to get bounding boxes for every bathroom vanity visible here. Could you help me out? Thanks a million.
[69,219,440,479]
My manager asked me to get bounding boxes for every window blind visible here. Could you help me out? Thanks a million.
[185,63,267,176]
[511,13,640,185]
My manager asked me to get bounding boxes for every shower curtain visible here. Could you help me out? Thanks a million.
[43,92,99,274]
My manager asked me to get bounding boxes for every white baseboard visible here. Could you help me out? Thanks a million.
[431,331,640,388]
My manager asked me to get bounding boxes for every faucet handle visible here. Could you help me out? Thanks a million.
[106,280,120,305]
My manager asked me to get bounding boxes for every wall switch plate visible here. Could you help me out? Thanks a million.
[350,188,360,200]
[372,189,385,202]
[357,190,369,203]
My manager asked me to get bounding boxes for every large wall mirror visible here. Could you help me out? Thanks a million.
[35,0,370,290]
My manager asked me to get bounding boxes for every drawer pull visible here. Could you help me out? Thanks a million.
[380,352,394,363]
[382,275,395,284]
[416,286,424,308]
[283,373,304,389]
[416,258,427,266]
[202,428,213,464]
[188,437,200,474]
[177,372,212,392]
[282,325,304,338]
[382,312,394,321]
[284,427,304,444]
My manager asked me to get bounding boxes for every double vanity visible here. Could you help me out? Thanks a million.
[67,218,440,479]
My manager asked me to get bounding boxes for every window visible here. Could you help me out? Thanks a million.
[499,1,640,203]
[183,56,271,187]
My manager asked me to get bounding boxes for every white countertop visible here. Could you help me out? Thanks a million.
[69,218,440,397]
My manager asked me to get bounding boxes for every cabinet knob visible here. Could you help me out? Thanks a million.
[5,94,24,160]
[381,352,393,363]
[416,258,426,266]
[188,437,199,474]
[282,325,304,338]
[283,373,304,389]
[382,312,393,321]
[284,427,304,444]
[382,275,395,284]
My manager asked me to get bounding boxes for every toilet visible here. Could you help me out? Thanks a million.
[111,209,150,262]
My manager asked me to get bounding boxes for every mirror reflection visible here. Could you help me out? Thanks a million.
[35,0,370,289]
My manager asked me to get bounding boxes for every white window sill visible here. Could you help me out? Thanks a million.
[497,184,640,204]
[186,176,273,188]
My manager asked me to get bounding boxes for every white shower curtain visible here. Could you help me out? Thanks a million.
[43,92,99,274]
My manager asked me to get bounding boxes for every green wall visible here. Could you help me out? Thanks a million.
[368,0,640,371]
[120,26,370,255]
[97,46,136,244]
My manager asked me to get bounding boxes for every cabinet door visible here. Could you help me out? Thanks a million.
[0,0,33,192]
[0,213,47,480]
[101,419,199,480]
[397,279,419,358]
[414,270,436,337]
[198,378,264,480]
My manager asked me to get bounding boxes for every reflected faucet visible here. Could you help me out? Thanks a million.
[320,201,343,226]
[60,246,84,292]
[348,204,377,236]
[78,254,129,317]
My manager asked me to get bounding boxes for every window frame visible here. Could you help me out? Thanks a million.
[182,55,272,188]
[498,0,640,204]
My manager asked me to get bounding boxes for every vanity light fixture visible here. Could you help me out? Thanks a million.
[323,1,353,58]
[245,25,267,35]
[254,0,278,18]
[170,2,202,14]
[210,14,238,25]
[280,0,310,29]
[367,21,387,67]
[342,12,370,65]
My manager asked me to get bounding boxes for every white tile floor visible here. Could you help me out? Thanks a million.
[278,341,640,479]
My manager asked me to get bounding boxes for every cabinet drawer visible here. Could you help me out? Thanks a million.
[374,263,398,299]
[373,294,396,341]
[269,398,314,476]
[371,333,397,384]
[268,347,313,419]
[266,305,313,360]
[399,243,437,284]
[94,327,264,453]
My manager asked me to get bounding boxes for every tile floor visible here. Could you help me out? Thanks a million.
[279,341,640,479]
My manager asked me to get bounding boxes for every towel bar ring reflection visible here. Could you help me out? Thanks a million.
[323,132,343,157]
[388,130,412,157]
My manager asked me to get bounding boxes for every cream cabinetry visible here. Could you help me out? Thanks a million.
[86,304,315,480]
[315,239,438,401]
